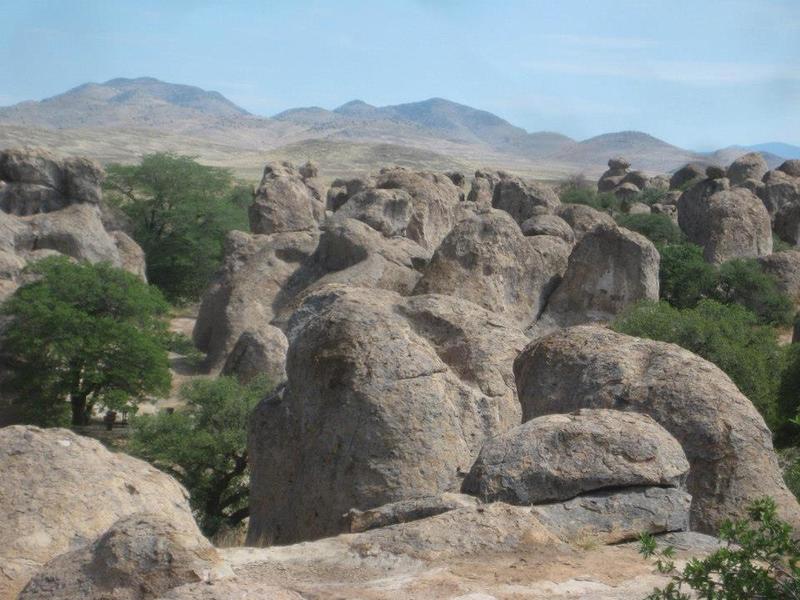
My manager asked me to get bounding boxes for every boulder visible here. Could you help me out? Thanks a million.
[466,170,500,207]
[111,230,147,281]
[727,152,768,186]
[335,188,414,238]
[613,182,641,200]
[18,514,231,600]
[761,168,800,218]
[247,286,528,545]
[597,173,625,193]
[344,493,478,533]
[645,175,670,191]
[221,326,289,384]
[626,201,651,214]
[462,409,688,505]
[414,209,570,328]
[326,176,372,212]
[492,175,560,223]
[531,487,691,545]
[608,157,631,170]
[513,325,800,532]
[373,167,461,250]
[248,162,325,234]
[779,160,800,178]
[621,170,649,190]
[758,250,800,304]
[555,203,615,240]
[705,165,726,180]
[651,203,678,222]
[0,148,103,215]
[669,163,705,190]
[677,178,772,263]
[520,213,575,244]
[531,224,659,335]
[0,426,197,599]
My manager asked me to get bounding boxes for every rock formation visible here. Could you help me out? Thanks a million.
[248,161,325,234]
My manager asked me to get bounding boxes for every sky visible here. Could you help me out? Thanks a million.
[1,0,799,149]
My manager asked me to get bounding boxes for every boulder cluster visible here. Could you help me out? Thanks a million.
[2,147,800,598]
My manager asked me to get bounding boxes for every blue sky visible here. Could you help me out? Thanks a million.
[1,0,799,149]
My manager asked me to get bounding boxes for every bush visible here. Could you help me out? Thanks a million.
[717,259,794,327]
[658,243,719,309]
[640,497,800,599]
[559,186,622,212]
[613,300,785,430]
[129,376,271,537]
[1,257,171,426]
[615,213,685,246]
[104,153,251,303]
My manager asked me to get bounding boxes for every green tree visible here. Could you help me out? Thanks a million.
[1,257,171,426]
[613,300,785,429]
[639,497,800,599]
[129,376,271,537]
[658,243,720,309]
[615,213,685,246]
[717,259,794,327]
[104,153,250,303]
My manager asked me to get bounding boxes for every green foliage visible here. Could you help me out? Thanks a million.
[1,257,171,426]
[775,236,795,253]
[129,376,271,537]
[636,187,671,206]
[615,213,685,246]
[613,300,785,429]
[659,243,720,309]
[166,331,205,368]
[639,497,800,599]
[104,153,251,303]
[559,186,622,212]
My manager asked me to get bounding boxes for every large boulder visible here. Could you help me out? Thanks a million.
[414,209,570,328]
[466,170,500,207]
[669,163,705,190]
[727,152,768,186]
[0,426,197,599]
[334,188,415,238]
[248,162,325,234]
[491,175,560,223]
[326,176,372,212]
[221,326,289,384]
[513,326,800,533]
[677,178,772,263]
[761,168,800,219]
[555,203,615,241]
[520,213,575,244]
[758,250,800,304]
[462,409,689,505]
[19,514,230,600]
[531,224,659,335]
[247,286,528,545]
[779,160,800,178]
[0,149,103,215]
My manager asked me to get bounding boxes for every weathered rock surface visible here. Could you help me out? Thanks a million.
[221,326,288,384]
[727,152,768,186]
[466,169,500,207]
[678,177,772,263]
[761,168,800,219]
[513,326,800,532]
[758,250,800,304]
[491,175,560,223]
[520,213,575,243]
[414,209,570,327]
[344,493,478,533]
[0,426,197,599]
[531,487,691,545]
[19,514,231,600]
[248,162,325,234]
[531,224,659,335]
[669,162,705,190]
[555,203,615,240]
[247,286,528,545]
[463,409,688,504]
[779,160,800,178]
[326,176,372,211]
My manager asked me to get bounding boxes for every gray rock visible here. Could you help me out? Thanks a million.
[779,160,800,178]
[462,409,688,505]
[249,162,325,234]
[326,177,372,212]
[531,487,691,545]
[555,204,616,241]
[466,170,500,207]
[705,165,726,180]
[414,209,570,328]
[613,182,641,200]
[626,201,651,215]
[513,325,800,533]
[678,178,772,263]
[492,175,560,223]
[0,426,198,600]
[520,213,575,244]
[19,514,231,600]
[608,157,631,170]
[758,250,800,304]
[221,326,288,384]
[761,169,800,218]
[531,224,659,335]
[247,286,528,545]
[645,175,670,191]
[727,152,768,186]
[669,163,706,190]
[597,173,625,193]
[335,188,414,238]
[621,170,649,190]
[344,493,478,533]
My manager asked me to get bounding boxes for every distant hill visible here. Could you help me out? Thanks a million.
[0,77,793,179]
[745,142,800,160]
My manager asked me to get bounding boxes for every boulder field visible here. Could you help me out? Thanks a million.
[2,149,800,598]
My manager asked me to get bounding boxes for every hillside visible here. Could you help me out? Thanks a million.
[0,77,794,179]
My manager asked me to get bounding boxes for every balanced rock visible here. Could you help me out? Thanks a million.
[249,162,325,234]
[608,157,631,170]
[414,209,570,328]
[621,170,649,190]
[727,152,768,186]
[0,426,197,599]
[678,178,772,263]
[247,286,528,545]
[531,224,659,335]
[19,514,230,600]
[462,409,688,505]
[513,325,800,532]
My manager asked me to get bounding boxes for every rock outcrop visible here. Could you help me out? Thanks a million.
[677,177,772,263]
[669,163,705,190]
[0,426,197,599]
[462,409,689,505]
[248,162,325,234]
[758,250,800,304]
[727,152,768,187]
[531,224,659,335]
[247,286,528,545]
[414,209,570,328]
[554,203,615,241]
[520,213,575,244]
[221,326,289,384]
[513,326,800,532]
[491,175,560,223]
[19,514,231,600]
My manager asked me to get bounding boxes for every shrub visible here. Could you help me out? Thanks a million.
[1,257,171,426]
[615,213,685,246]
[640,497,800,599]
[129,376,271,537]
[559,186,621,212]
[613,300,785,430]
[658,243,719,309]
[717,259,794,327]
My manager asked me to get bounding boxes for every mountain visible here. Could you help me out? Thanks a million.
[707,146,785,169]
[745,142,800,160]
[0,77,792,179]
